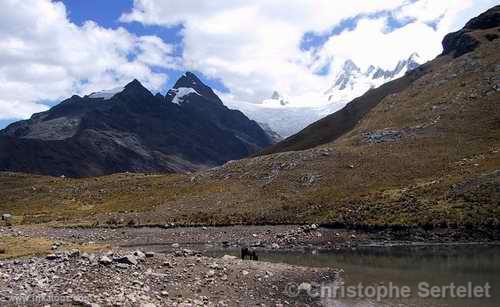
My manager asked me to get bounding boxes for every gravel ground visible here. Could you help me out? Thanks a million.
[0,248,337,306]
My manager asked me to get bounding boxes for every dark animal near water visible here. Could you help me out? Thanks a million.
[241,247,258,261]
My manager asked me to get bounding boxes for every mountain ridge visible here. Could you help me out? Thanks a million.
[0,73,274,177]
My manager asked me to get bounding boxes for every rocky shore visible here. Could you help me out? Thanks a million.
[0,225,347,306]
[0,246,336,306]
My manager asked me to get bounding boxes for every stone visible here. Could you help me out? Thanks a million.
[114,255,138,266]
[242,270,249,276]
[46,254,60,260]
[222,255,237,260]
[98,256,112,265]
[207,270,216,277]
[145,252,155,258]
[171,243,180,248]
[67,249,80,258]
[133,250,146,261]
[271,243,280,249]
[115,263,129,269]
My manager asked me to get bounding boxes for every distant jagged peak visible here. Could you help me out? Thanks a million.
[268,91,290,106]
[342,59,361,73]
[169,71,223,105]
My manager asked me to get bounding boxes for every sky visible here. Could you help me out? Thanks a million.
[0,0,497,128]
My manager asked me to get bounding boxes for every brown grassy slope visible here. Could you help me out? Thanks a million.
[0,25,499,230]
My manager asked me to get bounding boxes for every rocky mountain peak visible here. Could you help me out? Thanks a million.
[343,60,361,73]
[464,5,500,30]
[171,72,222,105]
[442,5,500,58]
[267,91,289,106]
[120,79,153,99]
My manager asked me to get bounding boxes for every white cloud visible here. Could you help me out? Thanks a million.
[0,100,49,120]
[0,0,176,120]
[1,0,497,122]
[317,18,441,71]
[122,0,499,106]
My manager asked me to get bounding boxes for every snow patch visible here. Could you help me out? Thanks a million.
[88,87,125,100]
[171,87,201,105]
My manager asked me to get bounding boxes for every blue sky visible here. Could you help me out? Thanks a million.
[0,0,497,129]
[60,0,228,93]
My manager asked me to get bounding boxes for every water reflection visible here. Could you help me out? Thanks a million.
[210,244,500,307]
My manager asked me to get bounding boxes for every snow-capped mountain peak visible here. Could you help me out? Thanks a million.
[87,86,125,100]
[170,71,223,105]
[227,54,422,138]
[325,53,421,103]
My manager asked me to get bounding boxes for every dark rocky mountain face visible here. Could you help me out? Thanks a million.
[442,5,500,57]
[0,73,274,177]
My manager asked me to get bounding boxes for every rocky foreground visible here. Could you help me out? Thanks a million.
[2,223,497,306]
[0,247,336,306]
[0,225,351,306]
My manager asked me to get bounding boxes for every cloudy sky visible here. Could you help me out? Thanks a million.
[0,0,497,128]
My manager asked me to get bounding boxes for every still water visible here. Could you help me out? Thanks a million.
[211,244,500,307]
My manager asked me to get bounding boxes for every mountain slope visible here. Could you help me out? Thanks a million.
[0,73,273,177]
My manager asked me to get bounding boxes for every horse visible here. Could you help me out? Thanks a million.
[241,247,258,261]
